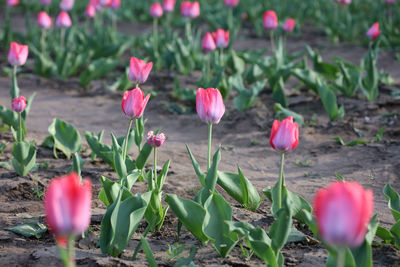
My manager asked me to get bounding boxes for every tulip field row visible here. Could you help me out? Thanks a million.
[0,0,400,266]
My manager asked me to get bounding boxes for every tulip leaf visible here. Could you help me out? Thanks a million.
[111,133,127,180]
[203,193,237,257]
[269,198,293,254]
[11,141,37,176]
[165,194,210,243]
[5,222,47,238]
[376,226,394,244]
[383,184,400,221]
[0,106,26,134]
[79,58,119,87]
[136,142,153,170]
[48,118,81,160]
[141,237,158,267]
[326,249,356,267]
[316,80,342,121]
[272,77,288,108]
[274,103,304,126]
[186,144,205,186]
[98,173,138,207]
[197,148,221,205]
[390,220,400,249]
[359,49,379,101]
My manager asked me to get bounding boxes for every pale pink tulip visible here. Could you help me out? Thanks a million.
[150,3,163,18]
[283,18,296,32]
[56,11,72,28]
[6,0,19,6]
[121,88,151,119]
[128,57,153,85]
[162,0,176,13]
[146,131,166,147]
[212,29,229,48]
[181,1,199,18]
[85,5,96,18]
[263,10,278,30]
[12,96,26,113]
[38,11,53,29]
[8,42,29,66]
[202,32,216,52]
[196,88,225,124]
[269,116,299,152]
[60,0,74,11]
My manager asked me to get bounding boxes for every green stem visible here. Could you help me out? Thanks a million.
[18,112,22,143]
[40,29,46,53]
[185,19,192,44]
[228,7,233,32]
[153,18,159,60]
[135,118,141,152]
[61,28,66,47]
[153,147,157,188]
[337,248,345,267]
[207,53,211,83]
[122,119,133,162]
[67,236,76,267]
[207,123,213,170]
[277,152,285,210]
[132,218,157,260]
[11,65,18,100]
[220,47,224,66]
[270,30,275,52]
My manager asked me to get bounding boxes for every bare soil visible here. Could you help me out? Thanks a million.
[0,20,400,266]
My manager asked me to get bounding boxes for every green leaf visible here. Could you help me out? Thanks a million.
[111,133,127,180]
[203,193,237,257]
[141,237,158,267]
[359,49,379,101]
[84,131,114,167]
[48,118,81,159]
[333,137,369,147]
[98,175,137,207]
[274,103,304,126]
[374,127,386,142]
[79,58,119,87]
[0,106,25,133]
[390,220,400,249]
[11,141,37,176]
[186,145,205,186]
[5,222,47,238]
[269,199,292,254]
[198,148,221,205]
[317,81,341,121]
[165,194,209,243]
[376,226,394,243]
[272,78,288,108]
[174,245,199,267]
[383,184,400,221]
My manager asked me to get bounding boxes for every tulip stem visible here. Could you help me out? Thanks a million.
[269,31,275,52]
[220,48,224,66]
[153,147,157,187]
[132,218,157,260]
[337,248,345,267]
[18,112,22,143]
[11,65,19,100]
[207,54,211,83]
[185,20,192,44]
[41,29,46,53]
[123,119,133,162]
[153,18,159,61]
[135,118,142,151]
[67,236,76,267]
[228,7,233,32]
[61,28,66,47]
[277,152,285,210]
[207,123,213,170]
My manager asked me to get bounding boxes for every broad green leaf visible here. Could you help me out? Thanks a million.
[269,198,292,254]
[11,141,37,176]
[317,81,340,121]
[48,118,81,159]
[141,237,158,267]
[390,220,400,249]
[111,133,127,180]
[185,145,205,186]
[84,131,114,167]
[79,58,119,87]
[5,222,47,238]
[98,175,136,207]
[272,78,288,108]
[136,142,153,170]
[376,226,394,243]
[383,184,400,221]
[274,103,304,126]
[198,148,221,205]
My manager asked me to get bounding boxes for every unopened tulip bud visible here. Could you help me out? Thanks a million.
[60,0,74,11]
[146,131,166,147]
[7,0,19,6]
[202,32,216,52]
[150,3,163,18]
[128,57,153,85]
[366,22,381,40]
[196,88,225,124]
[121,87,150,119]
[12,96,27,113]
[163,0,176,13]
[269,116,299,152]
[85,5,96,18]
[41,0,51,6]
[212,29,229,48]
[38,11,53,29]
[224,0,239,7]
[283,18,296,32]
[8,42,29,66]
[263,10,278,30]
[181,1,199,18]
[56,11,72,28]
[108,0,120,9]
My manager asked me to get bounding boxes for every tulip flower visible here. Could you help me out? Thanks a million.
[7,0,19,6]
[41,0,51,5]
[85,5,96,18]
[8,42,29,67]
[263,10,278,31]
[196,88,225,169]
[108,0,120,9]
[121,88,151,160]
[56,11,72,28]
[150,3,163,18]
[12,96,26,113]
[366,22,381,40]
[212,29,229,48]
[283,18,296,33]
[38,11,52,29]
[224,0,239,7]
[100,0,111,7]
[314,181,373,266]
[44,172,92,266]
[269,116,299,210]
[60,0,74,11]
[202,32,216,52]
[163,0,176,12]
[147,131,166,179]
[180,1,200,18]
[386,0,395,3]
[128,57,153,86]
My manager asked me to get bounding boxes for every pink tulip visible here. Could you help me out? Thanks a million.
[56,11,72,28]
[162,0,176,13]
[6,0,19,6]
[386,0,395,3]
[12,96,26,113]
[85,5,96,18]
[196,88,225,124]
[334,0,351,5]
[283,18,296,32]
[181,1,200,18]
[8,42,29,66]
[44,173,92,240]
[212,29,229,48]
[100,0,111,7]
[90,0,102,10]
[366,22,381,40]
[202,32,216,52]
[146,131,166,147]
[224,0,239,7]
[37,11,53,29]
[269,116,299,152]
[150,3,163,18]
[314,181,373,247]
[60,0,74,11]
[40,0,52,6]
[108,0,120,9]
[121,88,151,119]
[263,10,278,30]
[128,57,153,85]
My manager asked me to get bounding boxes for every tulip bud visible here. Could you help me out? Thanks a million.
[100,0,111,7]
[263,10,278,30]
[128,57,153,85]
[8,42,29,66]
[60,0,74,11]
[7,0,19,7]
[44,172,92,240]
[202,32,216,52]
[41,0,51,6]
[212,29,229,48]
[85,5,96,18]
[386,0,395,3]
[269,116,299,152]
[163,0,176,13]
[366,22,381,40]
[196,88,225,124]
[56,11,72,28]
[314,181,373,248]
[38,11,53,29]
[121,88,151,119]
[90,0,102,11]
[181,1,200,18]
[12,96,27,113]
[150,3,163,18]
[146,131,166,147]
[108,0,120,9]
[283,18,296,32]
[224,0,239,7]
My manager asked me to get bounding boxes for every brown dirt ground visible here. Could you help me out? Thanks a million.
[0,18,400,266]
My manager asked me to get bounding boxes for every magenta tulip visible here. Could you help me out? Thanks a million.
[270,116,299,152]
[121,88,151,119]
[38,11,52,29]
[128,57,153,85]
[146,131,166,147]
[56,11,72,28]
[7,0,19,6]
[386,0,395,3]
[212,29,229,48]
[163,0,176,12]
[314,181,373,247]
[60,0,74,11]
[150,3,164,18]
[8,42,29,66]
[12,96,26,113]
[85,5,96,18]
[40,0,51,5]
[224,0,239,7]
[202,32,216,52]
[196,88,225,124]
[108,0,120,9]
[263,10,278,30]
[283,18,296,32]
[181,1,200,18]
[366,22,381,40]
[44,172,92,241]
